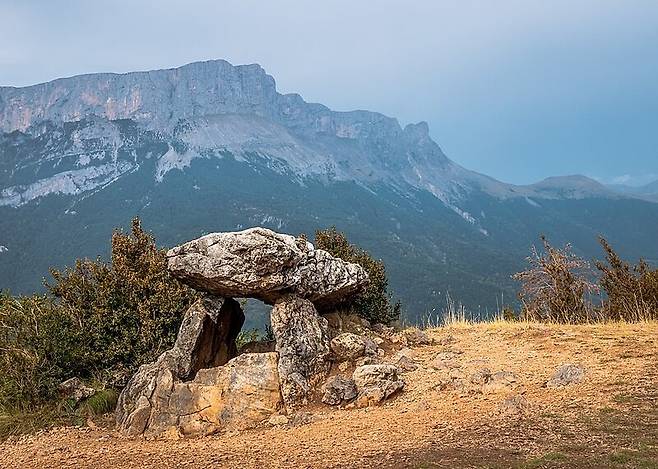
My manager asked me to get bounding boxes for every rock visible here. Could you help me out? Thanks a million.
[431,351,461,371]
[470,368,492,386]
[116,296,244,434]
[289,411,316,427]
[372,323,396,338]
[268,414,290,426]
[338,361,351,372]
[498,394,529,416]
[330,333,367,360]
[391,348,418,373]
[403,329,432,346]
[271,294,331,409]
[546,364,585,388]
[353,364,404,407]
[482,371,518,394]
[58,377,95,403]
[354,356,381,367]
[166,228,369,310]
[321,375,358,406]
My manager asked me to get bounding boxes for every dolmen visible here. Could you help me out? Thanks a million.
[116,227,369,437]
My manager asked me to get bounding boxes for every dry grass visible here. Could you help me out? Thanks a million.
[1,321,657,468]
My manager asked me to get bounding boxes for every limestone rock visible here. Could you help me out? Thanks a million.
[431,351,462,371]
[482,371,518,394]
[58,377,95,403]
[498,394,529,416]
[330,333,367,360]
[128,353,283,437]
[353,364,404,407]
[391,348,418,373]
[546,364,585,388]
[116,296,244,434]
[166,228,368,309]
[271,295,331,409]
[321,375,358,406]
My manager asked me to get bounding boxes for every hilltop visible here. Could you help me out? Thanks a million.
[2,321,656,468]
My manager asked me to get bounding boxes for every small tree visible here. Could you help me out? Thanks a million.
[513,236,598,323]
[596,237,658,321]
[314,227,400,324]
[47,217,197,385]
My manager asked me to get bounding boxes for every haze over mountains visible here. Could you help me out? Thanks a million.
[1,60,657,320]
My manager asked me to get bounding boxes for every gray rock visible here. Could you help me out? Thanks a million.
[403,329,432,346]
[498,394,529,416]
[482,371,518,394]
[58,377,95,403]
[330,333,367,360]
[431,351,462,371]
[321,375,358,406]
[353,364,404,407]
[546,364,585,388]
[271,294,331,409]
[116,295,244,434]
[167,227,368,310]
[123,352,283,438]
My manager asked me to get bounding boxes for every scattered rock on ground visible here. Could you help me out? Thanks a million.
[546,363,585,388]
[498,394,529,416]
[392,348,418,373]
[268,414,290,426]
[403,329,432,346]
[353,364,404,408]
[482,371,518,394]
[431,351,462,371]
[321,375,358,406]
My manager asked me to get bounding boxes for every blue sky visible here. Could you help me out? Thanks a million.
[1,0,657,185]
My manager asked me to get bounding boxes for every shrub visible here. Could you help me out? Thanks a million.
[46,217,198,386]
[595,237,658,321]
[0,293,81,410]
[314,227,401,324]
[513,236,599,323]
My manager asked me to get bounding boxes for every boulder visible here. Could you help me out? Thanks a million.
[546,364,585,388]
[123,353,282,438]
[116,295,244,435]
[271,294,331,409]
[330,333,367,360]
[58,377,95,403]
[166,228,368,309]
[321,375,358,406]
[353,364,404,407]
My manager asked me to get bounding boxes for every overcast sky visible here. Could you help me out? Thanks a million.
[1,0,657,185]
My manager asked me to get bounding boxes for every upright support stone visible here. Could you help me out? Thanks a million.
[115,295,244,436]
[270,294,331,410]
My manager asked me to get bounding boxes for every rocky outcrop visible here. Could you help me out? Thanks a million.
[116,295,245,435]
[166,227,368,310]
[123,352,282,438]
[270,295,331,409]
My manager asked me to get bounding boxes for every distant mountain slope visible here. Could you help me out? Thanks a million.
[1,60,656,320]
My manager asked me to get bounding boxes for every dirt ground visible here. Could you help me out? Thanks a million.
[2,321,657,469]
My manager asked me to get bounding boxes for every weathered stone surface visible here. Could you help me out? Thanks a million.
[546,364,585,388]
[498,394,529,416]
[271,294,331,409]
[124,353,283,438]
[321,375,358,406]
[166,228,368,309]
[353,364,404,408]
[330,333,367,360]
[58,377,95,403]
[116,296,244,435]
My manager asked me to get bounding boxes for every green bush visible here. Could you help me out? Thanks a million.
[596,237,658,321]
[0,218,197,413]
[314,227,401,324]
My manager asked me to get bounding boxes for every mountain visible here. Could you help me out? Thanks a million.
[608,180,658,202]
[2,60,658,320]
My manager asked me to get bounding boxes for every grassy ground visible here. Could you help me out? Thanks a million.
[1,321,657,468]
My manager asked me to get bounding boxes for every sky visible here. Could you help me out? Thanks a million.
[1,0,657,186]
